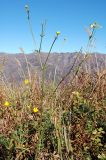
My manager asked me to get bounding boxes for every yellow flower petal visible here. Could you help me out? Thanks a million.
[24,79,30,85]
[56,31,61,36]
[33,107,39,113]
[4,101,10,107]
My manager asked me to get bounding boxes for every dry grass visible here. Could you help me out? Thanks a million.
[0,68,106,160]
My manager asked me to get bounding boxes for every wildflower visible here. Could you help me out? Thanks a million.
[33,107,39,113]
[4,101,10,107]
[24,79,30,85]
[56,31,61,36]
[90,22,102,29]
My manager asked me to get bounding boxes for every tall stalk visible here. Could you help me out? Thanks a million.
[25,4,43,69]
[41,32,60,109]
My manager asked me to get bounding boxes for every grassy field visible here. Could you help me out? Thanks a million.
[0,65,106,160]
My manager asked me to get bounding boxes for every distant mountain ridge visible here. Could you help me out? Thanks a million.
[0,52,106,83]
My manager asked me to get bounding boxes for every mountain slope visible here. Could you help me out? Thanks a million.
[0,52,106,83]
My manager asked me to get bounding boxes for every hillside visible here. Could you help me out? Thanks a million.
[0,52,106,83]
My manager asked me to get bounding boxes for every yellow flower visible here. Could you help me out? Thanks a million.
[56,31,61,36]
[24,79,30,85]
[4,101,10,107]
[33,107,39,113]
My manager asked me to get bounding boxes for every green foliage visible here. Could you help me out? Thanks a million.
[38,112,57,152]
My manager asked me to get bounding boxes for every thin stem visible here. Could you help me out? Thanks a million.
[26,7,43,69]
[38,23,46,69]
[52,28,96,94]
[28,18,36,48]
[44,36,58,67]
[53,53,80,93]
[41,35,59,107]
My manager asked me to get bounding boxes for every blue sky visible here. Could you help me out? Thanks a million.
[0,0,106,53]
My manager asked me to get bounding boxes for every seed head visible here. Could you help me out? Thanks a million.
[90,22,102,29]
[25,5,29,12]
